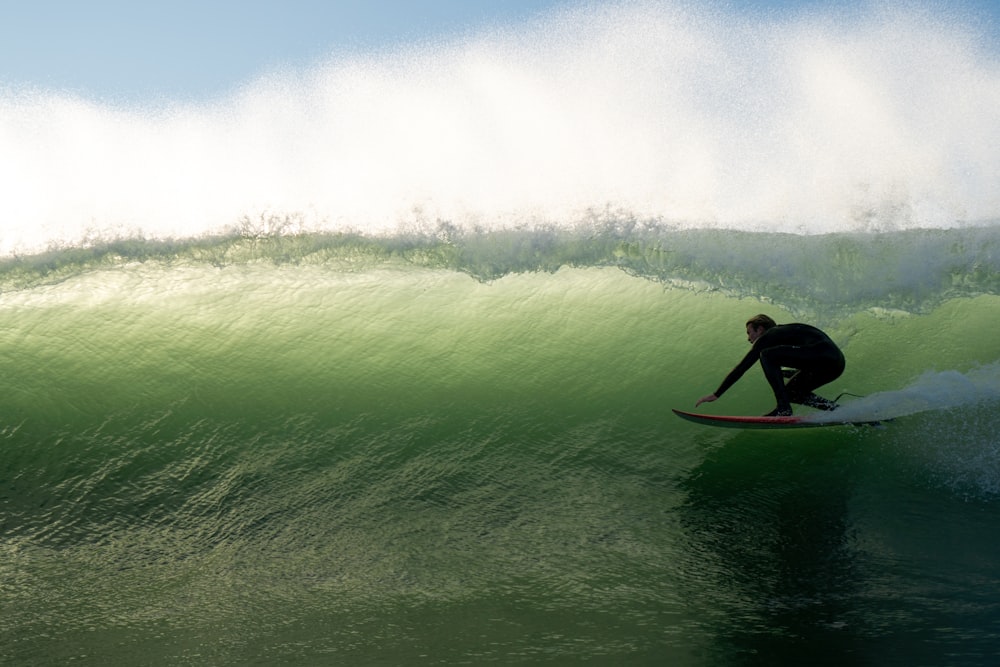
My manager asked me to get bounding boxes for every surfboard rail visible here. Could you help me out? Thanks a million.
[672,408,884,429]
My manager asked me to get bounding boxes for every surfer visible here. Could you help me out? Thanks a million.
[695,314,845,416]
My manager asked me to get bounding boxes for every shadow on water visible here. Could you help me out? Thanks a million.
[679,416,1000,667]
[678,429,873,666]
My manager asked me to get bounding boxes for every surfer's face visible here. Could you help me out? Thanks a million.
[746,324,766,344]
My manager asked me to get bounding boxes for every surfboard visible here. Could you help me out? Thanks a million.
[672,408,885,429]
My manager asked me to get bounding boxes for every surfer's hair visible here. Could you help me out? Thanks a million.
[746,314,777,330]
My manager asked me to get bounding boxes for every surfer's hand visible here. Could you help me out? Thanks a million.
[695,394,717,407]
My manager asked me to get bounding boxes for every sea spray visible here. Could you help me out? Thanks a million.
[2,1,999,255]
[819,362,1000,422]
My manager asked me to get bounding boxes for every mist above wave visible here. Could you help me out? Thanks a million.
[2,1,998,254]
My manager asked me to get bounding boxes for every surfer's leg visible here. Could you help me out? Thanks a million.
[782,346,845,410]
[778,370,831,408]
[758,346,793,414]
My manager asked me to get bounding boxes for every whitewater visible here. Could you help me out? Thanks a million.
[2,1,1000,665]
[2,1,999,250]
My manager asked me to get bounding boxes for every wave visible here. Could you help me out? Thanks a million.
[2,220,997,317]
[830,364,1000,499]
[4,3,1000,663]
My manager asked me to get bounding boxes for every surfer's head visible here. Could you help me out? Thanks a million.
[745,314,776,344]
[746,314,776,330]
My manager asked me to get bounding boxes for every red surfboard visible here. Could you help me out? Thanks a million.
[672,408,884,429]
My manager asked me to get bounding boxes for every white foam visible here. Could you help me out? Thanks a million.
[2,1,999,254]
[816,363,1000,422]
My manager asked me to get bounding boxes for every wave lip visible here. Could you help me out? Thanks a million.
[1,222,996,317]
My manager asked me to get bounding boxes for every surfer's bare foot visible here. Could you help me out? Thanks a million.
[764,407,793,417]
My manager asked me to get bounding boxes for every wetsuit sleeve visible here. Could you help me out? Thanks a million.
[713,346,760,398]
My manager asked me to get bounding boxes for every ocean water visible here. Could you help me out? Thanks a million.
[3,2,1000,665]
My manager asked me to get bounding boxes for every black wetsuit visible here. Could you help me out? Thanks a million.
[714,323,845,412]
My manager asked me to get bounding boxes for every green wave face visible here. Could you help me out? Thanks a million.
[2,236,999,664]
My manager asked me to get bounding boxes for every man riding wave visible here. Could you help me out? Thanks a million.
[695,314,844,416]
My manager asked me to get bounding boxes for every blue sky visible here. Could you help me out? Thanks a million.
[2,0,998,104]
[0,0,573,102]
